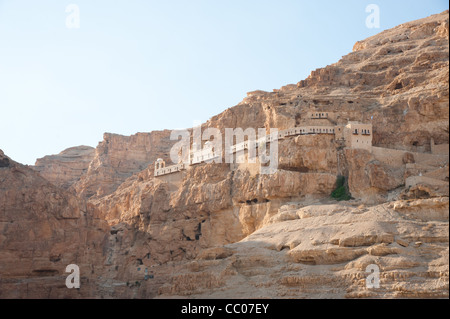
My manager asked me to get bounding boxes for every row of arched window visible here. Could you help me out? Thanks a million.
[352,128,371,135]
[311,112,329,119]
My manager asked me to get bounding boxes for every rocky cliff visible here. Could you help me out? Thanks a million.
[0,11,448,299]
[0,151,109,298]
[73,131,176,198]
[33,146,95,189]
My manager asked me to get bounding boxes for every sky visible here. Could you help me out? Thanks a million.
[0,0,448,165]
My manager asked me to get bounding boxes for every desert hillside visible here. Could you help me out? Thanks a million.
[0,10,448,298]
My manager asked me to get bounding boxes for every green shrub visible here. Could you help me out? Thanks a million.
[335,175,345,188]
[331,176,351,201]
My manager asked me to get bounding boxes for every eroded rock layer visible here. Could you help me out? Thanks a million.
[33,146,95,189]
[0,11,448,298]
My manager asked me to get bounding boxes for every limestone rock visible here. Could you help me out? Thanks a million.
[0,11,448,299]
[0,151,110,298]
[0,150,10,168]
[33,146,95,189]
[74,131,176,198]
[158,200,448,298]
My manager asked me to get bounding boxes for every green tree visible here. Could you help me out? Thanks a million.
[331,176,351,201]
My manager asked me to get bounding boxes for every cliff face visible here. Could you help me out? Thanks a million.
[74,131,176,198]
[297,11,449,152]
[32,11,450,202]
[0,11,448,299]
[33,146,95,189]
[0,151,109,298]
[157,199,449,298]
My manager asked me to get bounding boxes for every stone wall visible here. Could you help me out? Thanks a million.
[432,143,450,156]
[372,146,406,167]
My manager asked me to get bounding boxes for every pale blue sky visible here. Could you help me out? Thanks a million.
[0,0,448,165]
